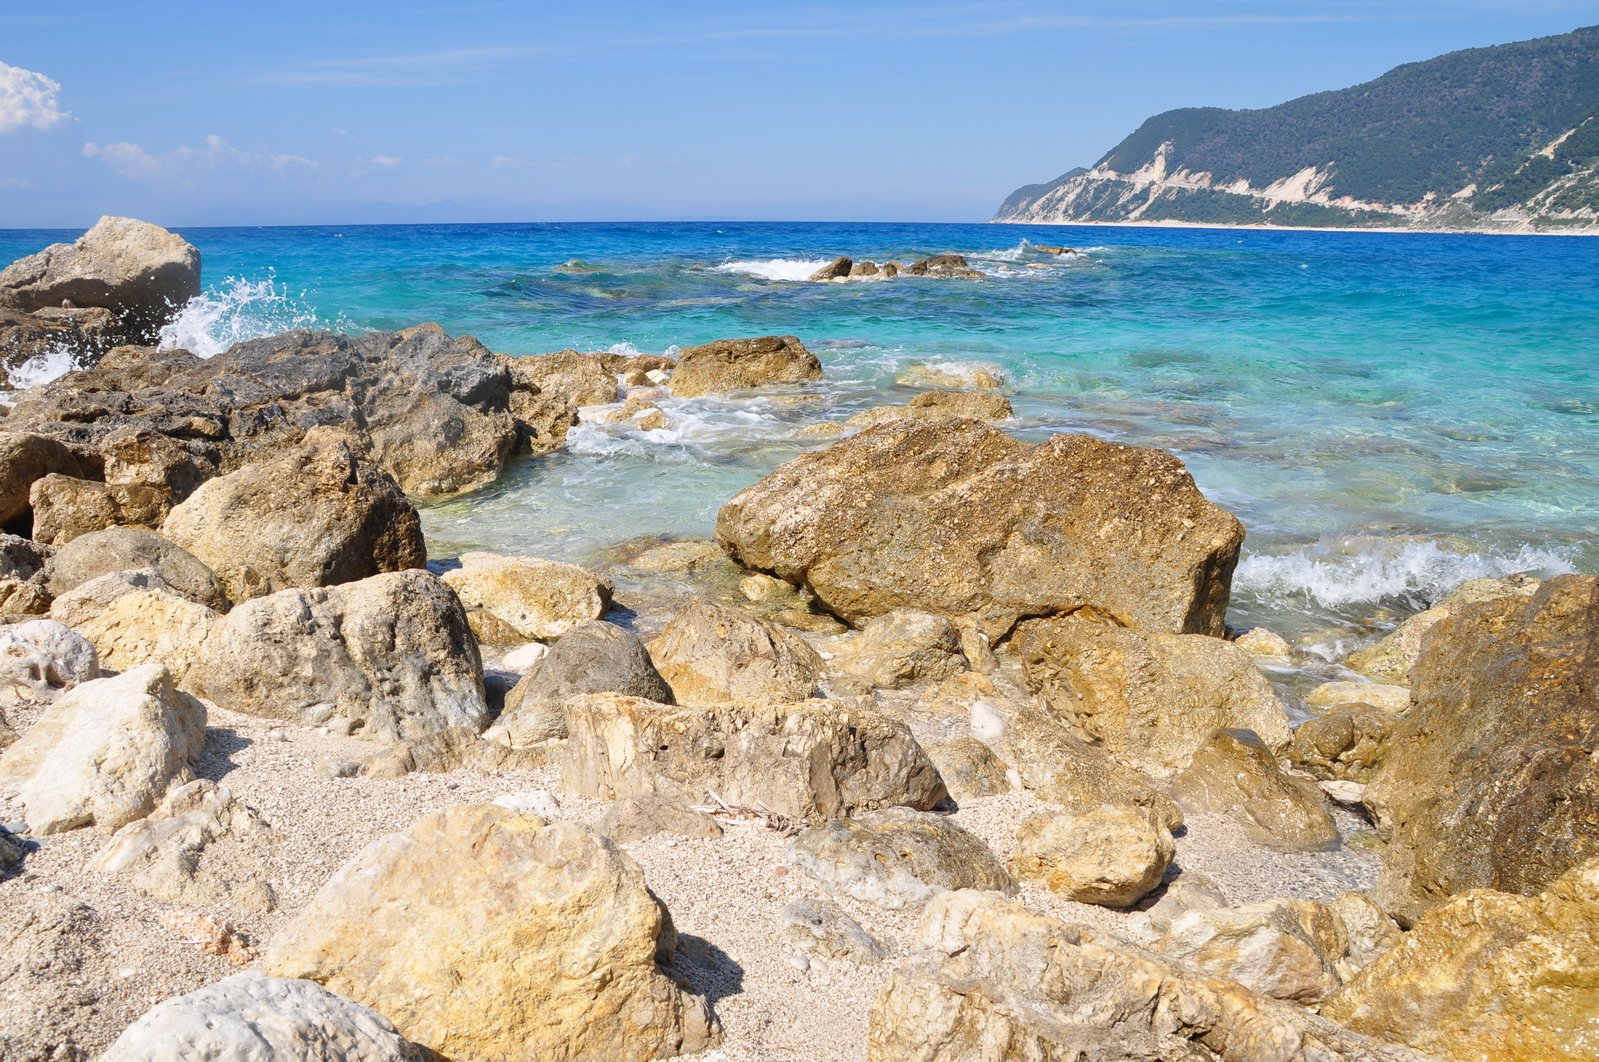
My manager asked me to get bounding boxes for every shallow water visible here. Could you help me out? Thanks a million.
[3,220,1593,649]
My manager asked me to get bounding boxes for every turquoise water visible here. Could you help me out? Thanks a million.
[3,221,1595,640]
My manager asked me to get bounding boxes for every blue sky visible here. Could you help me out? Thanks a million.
[2,1,1597,227]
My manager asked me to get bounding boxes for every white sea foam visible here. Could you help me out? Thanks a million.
[4,345,82,391]
[1234,538,1575,611]
[157,274,329,358]
[983,239,1032,262]
[715,258,833,282]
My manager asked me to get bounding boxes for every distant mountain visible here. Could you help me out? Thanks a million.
[995,26,1599,232]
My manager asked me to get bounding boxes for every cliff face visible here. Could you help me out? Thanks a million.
[995,26,1599,232]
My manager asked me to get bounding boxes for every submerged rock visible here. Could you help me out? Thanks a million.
[667,334,822,397]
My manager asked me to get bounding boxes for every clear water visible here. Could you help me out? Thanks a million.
[3,221,1594,645]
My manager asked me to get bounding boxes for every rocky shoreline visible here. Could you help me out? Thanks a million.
[0,220,1594,1061]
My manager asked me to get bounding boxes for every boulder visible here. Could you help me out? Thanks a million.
[649,598,823,706]
[599,795,724,842]
[832,608,968,690]
[185,570,487,744]
[101,972,429,1062]
[668,335,822,398]
[1172,728,1339,851]
[782,896,888,964]
[440,552,611,643]
[1346,574,1541,682]
[489,621,670,746]
[924,738,1011,802]
[0,664,204,833]
[1288,703,1397,783]
[1365,575,1599,924]
[44,526,230,611]
[0,216,200,343]
[161,431,425,603]
[1330,891,1402,980]
[502,348,619,455]
[0,431,86,528]
[0,305,118,390]
[717,420,1244,639]
[1233,625,1293,662]
[74,588,221,683]
[264,805,718,1061]
[791,808,1016,910]
[1159,898,1347,1004]
[0,619,98,705]
[905,253,984,278]
[1306,679,1411,714]
[1014,612,1293,775]
[868,890,1422,1062]
[1323,857,1599,1062]
[1125,873,1231,945]
[562,694,946,823]
[28,473,170,545]
[809,256,852,281]
[47,567,180,628]
[1013,806,1175,907]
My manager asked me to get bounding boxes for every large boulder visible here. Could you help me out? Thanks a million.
[831,608,969,690]
[1013,806,1174,907]
[440,552,611,643]
[264,805,718,1061]
[74,588,221,683]
[184,570,487,744]
[486,620,671,747]
[1323,857,1599,1062]
[28,473,171,545]
[562,693,945,823]
[648,598,823,706]
[1172,728,1339,851]
[0,431,87,529]
[1345,574,1540,682]
[0,217,200,344]
[44,526,230,611]
[1364,575,1599,924]
[161,430,425,603]
[1158,898,1349,1004]
[790,808,1017,909]
[668,334,822,397]
[0,664,204,833]
[717,420,1243,639]
[1013,612,1292,775]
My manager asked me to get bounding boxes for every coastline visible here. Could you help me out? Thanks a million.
[988,216,1599,237]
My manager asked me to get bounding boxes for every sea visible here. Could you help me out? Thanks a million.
[2,220,1594,685]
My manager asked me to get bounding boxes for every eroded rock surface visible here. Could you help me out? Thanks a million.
[649,598,823,706]
[789,808,1016,909]
[668,334,822,397]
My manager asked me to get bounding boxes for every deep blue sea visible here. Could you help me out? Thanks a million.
[3,220,1595,644]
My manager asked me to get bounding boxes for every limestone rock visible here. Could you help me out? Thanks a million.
[832,608,968,690]
[0,619,98,705]
[44,526,230,611]
[1330,891,1402,980]
[1323,857,1599,1062]
[809,256,852,281]
[0,216,200,343]
[1126,873,1230,944]
[562,694,946,823]
[487,620,670,747]
[441,551,611,643]
[0,305,118,390]
[0,664,204,833]
[1015,612,1293,775]
[502,349,619,455]
[1365,574,1599,925]
[906,253,984,278]
[1346,574,1540,682]
[1305,679,1411,714]
[27,474,170,546]
[847,390,1014,428]
[358,728,549,778]
[924,738,1011,802]
[599,795,724,842]
[185,570,487,744]
[1234,625,1293,662]
[649,598,823,706]
[1172,728,1339,851]
[782,896,888,964]
[265,805,718,1061]
[894,360,1005,391]
[161,431,425,603]
[789,808,1016,909]
[1159,898,1348,1003]
[717,420,1244,639]
[1288,703,1397,783]
[46,567,178,628]
[868,889,1422,1062]
[1013,806,1175,907]
[0,431,86,528]
[668,334,822,398]
[75,588,221,683]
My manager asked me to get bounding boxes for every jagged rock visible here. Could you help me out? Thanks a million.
[98,424,218,500]
[27,473,170,545]
[668,335,822,398]
[1159,897,1348,1003]
[599,795,723,842]
[75,588,221,683]
[649,598,823,706]
[782,896,888,963]
[161,430,425,603]
[44,526,230,611]
[832,608,968,690]
[486,620,670,747]
[1323,857,1599,1061]
[924,738,1011,801]
[562,694,945,823]
[1126,873,1231,944]
[1306,679,1411,714]
[0,305,118,389]
[1330,891,1402,980]
[265,805,718,1061]
[0,216,200,344]
[1288,703,1397,783]
[717,420,1244,639]
[1234,625,1293,662]
[850,390,1015,428]
[0,619,98,710]
[1365,574,1599,925]
[46,567,176,628]
[0,664,204,833]
[502,349,619,455]
[0,431,86,528]
[789,808,1016,909]
[94,778,276,911]
[619,538,731,574]
[868,889,1425,1061]
[1172,728,1339,851]
[906,253,984,278]
[101,971,429,1062]
[1346,574,1541,682]
[809,256,853,281]
[1014,612,1293,775]
[1013,806,1175,907]
[185,570,486,744]
[440,552,611,643]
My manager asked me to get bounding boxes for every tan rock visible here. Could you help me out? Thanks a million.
[718,420,1244,639]
[0,431,86,526]
[832,608,968,690]
[1323,857,1599,1061]
[44,526,230,611]
[440,551,611,643]
[487,620,670,747]
[790,808,1016,909]
[75,588,220,684]
[1015,612,1292,775]
[648,598,822,706]
[924,737,1011,801]
[1345,574,1540,682]
[1173,728,1339,851]
[1306,679,1412,714]
[893,361,1005,391]
[809,256,852,281]
[1288,703,1397,783]
[1233,625,1293,662]
[782,896,888,963]
[46,567,178,629]
[562,693,945,823]
[598,795,723,842]
[668,335,822,398]
[1159,897,1347,1003]
[1330,891,1402,980]
[1013,806,1174,907]
[265,805,717,1061]
[847,390,1014,429]
[28,474,170,546]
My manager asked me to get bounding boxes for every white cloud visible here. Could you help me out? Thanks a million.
[0,60,68,135]
[84,134,319,183]
[489,155,527,169]
[367,154,405,168]
[0,176,37,190]
[82,140,163,180]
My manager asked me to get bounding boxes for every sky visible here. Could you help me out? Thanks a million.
[2,1,1598,227]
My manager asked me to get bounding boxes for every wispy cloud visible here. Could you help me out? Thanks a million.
[259,45,539,87]
[84,134,319,184]
[0,60,68,135]
[367,154,405,168]
[0,176,36,190]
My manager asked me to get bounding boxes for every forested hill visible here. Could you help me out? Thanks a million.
[995,25,1599,231]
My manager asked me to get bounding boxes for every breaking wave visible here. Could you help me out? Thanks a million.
[157,274,332,358]
[714,258,833,282]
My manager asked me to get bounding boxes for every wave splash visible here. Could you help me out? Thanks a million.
[5,345,82,390]
[157,274,329,358]
[715,258,833,282]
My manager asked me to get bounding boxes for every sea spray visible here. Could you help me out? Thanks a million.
[157,273,335,358]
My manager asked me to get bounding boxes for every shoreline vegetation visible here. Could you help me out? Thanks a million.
[0,218,1594,1061]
